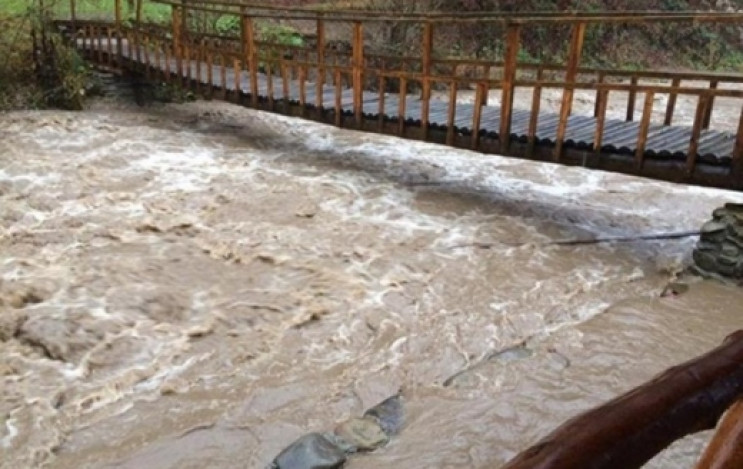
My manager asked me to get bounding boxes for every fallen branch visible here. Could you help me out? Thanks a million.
[451,230,700,250]
[502,331,743,469]
[695,398,743,469]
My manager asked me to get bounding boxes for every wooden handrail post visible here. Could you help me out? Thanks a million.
[134,0,143,67]
[554,21,586,161]
[499,23,521,154]
[114,0,123,63]
[695,399,743,469]
[664,77,681,126]
[702,80,718,130]
[316,17,326,109]
[241,11,259,107]
[626,75,638,121]
[503,331,743,469]
[352,21,364,128]
[421,21,433,140]
[731,107,743,190]
[172,2,183,85]
[70,0,76,31]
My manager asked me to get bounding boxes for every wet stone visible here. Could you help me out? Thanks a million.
[363,393,404,436]
[273,433,346,469]
[334,418,389,452]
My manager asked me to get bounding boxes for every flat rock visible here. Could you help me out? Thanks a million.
[334,418,389,452]
[273,433,346,469]
[363,393,404,436]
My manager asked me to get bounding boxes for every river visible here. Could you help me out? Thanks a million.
[1,98,743,468]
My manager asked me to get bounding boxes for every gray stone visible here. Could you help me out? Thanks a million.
[693,250,719,273]
[713,207,730,220]
[274,433,346,469]
[334,418,388,452]
[721,242,741,260]
[363,394,404,436]
[725,202,743,214]
[700,221,727,242]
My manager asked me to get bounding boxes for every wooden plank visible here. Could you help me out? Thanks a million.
[335,69,342,127]
[378,76,386,131]
[635,91,655,170]
[499,24,521,154]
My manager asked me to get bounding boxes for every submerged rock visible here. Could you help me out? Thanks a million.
[334,418,389,452]
[363,393,404,436]
[273,433,346,469]
[693,206,743,280]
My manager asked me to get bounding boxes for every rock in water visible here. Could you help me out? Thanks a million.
[334,418,389,452]
[363,393,404,436]
[273,433,346,469]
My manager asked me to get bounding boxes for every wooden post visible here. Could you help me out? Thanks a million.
[398,77,408,136]
[626,75,638,121]
[172,4,183,85]
[378,75,386,132]
[352,21,364,128]
[316,18,326,109]
[242,15,258,107]
[499,24,521,154]
[664,77,681,126]
[114,0,123,63]
[554,22,586,161]
[472,82,484,151]
[702,80,718,130]
[695,399,743,469]
[134,0,143,66]
[526,67,544,158]
[635,91,655,170]
[446,79,457,146]
[732,107,743,190]
[334,69,342,127]
[686,93,709,178]
[503,331,743,469]
[593,88,609,158]
[593,71,605,117]
[421,22,433,140]
[70,0,76,30]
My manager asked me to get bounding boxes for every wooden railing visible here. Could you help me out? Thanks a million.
[58,1,743,192]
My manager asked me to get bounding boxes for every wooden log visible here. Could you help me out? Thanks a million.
[502,331,743,469]
[695,399,743,469]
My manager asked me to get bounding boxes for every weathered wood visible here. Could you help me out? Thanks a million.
[472,82,484,150]
[421,22,433,140]
[664,77,681,126]
[243,15,258,107]
[733,107,743,189]
[703,80,719,130]
[316,18,326,109]
[446,80,457,146]
[499,24,521,154]
[503,331,743,469]
[554,22,586,161]
[526,67,544,158]
[635,91,655,169]
[695,399,743,469]
[398,76,408,135]
[626,75,638,121]
[687,93,710,177]
[593,88,608,156]
[352,21,364,128]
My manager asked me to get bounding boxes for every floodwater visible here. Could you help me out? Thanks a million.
[1,99,743,469]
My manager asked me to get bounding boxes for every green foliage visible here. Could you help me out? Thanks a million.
[214,15,240,36]
[257,23,304,47]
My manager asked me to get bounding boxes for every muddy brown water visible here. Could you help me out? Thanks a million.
[1,99,743,469]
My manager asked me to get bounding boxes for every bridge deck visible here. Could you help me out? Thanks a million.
[76,37,739,178]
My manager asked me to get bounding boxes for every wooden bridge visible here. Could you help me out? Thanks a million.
[52,1,743,191]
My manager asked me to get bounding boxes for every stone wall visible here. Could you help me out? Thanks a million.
[693,203,743,279]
